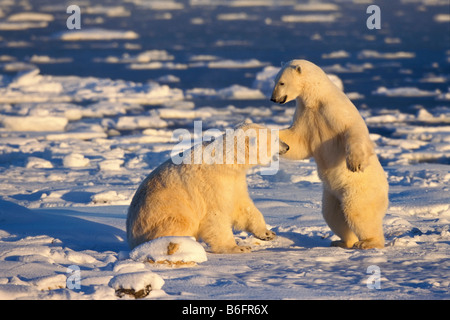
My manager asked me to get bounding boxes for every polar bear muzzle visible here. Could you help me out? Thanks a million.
[270,94,287,104]
[279,140,289,155]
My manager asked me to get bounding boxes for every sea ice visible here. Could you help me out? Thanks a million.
[54,29,139,41]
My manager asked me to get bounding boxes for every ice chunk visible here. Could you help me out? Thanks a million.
[374,87,440,97]
[108,271,165,298]
[63,154,90,168]
[138,1,184,10]
[358,50,415,59]
[85,6,131,17]
[217,85,265,100]
[54,28,139,41]
[12,68,41,86]
[26,157,53,169]
[90,190,129,204]
[130,236,207,265]
[281,14,338,23]
[434,14,450,22]
[157,108,212,119]
[0,21,48,30]
[7,12,54,22]
[0,116,68,131]
[114,114,168,130]
[322,50,350,59]
[31,274,66,291]
[98,159,124,171]
[294,3,339,11]
[29,55,73,64]
[208,59,267,69]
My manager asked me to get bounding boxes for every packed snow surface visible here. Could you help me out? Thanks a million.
[130,237,208,264]
[0,0,449,300]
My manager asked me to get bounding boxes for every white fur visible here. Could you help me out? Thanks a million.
[271,59,389,249]
[126,123,288,253]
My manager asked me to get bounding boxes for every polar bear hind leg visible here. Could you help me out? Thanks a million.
[341,190,386,249]
[322,189,359,248]
[148,214,198,240]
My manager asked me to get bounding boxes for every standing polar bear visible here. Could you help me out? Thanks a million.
[127,122,289,253]
[271,59,388,249]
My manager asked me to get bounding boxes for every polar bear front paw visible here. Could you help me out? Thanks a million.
[255,229,276,241]
[213,245,252,254]
[353,239,384,249]
[346,151,369,172]
[330,240,354,249]
[231,245,252,253]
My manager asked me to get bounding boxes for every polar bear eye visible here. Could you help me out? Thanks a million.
[279,82,285,86]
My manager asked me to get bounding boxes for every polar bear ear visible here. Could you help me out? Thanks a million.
[280,61,285,67]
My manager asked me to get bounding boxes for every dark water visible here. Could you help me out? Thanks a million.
[1,0,449,113]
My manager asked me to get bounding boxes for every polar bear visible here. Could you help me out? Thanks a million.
[271,59,388,249]
[127,122,289,253]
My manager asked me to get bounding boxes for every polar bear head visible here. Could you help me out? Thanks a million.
[270,59,329,104]
[201,121,289,171]
[231,121,289,167]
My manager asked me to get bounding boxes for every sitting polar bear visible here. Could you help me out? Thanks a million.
[127,122,289,253]
[271,59,389,249]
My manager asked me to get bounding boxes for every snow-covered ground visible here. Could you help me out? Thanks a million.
[0,0,449,300]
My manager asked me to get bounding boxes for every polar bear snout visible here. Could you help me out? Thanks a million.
[279,140,289,155]
[270,94,287,104]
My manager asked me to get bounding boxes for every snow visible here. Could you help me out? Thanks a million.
[97,50,175,64]
[0,115,68,132]
[0,0,449,302]
[108,271,165,297]
[85,6,131,17]
[434,14,450,22]
[29,55,73,64]
[281,14,339,23]
[0,21,48,30]
[374,87,441,97]
[1,68,448,299]
[132,1,184,11]
[129,236,208,265]
[207,59,268,69]
[217,85,266,100]
[0,68,184,104]
[113,113,168,130]
[294,3,339,11]
[7,12,54,22]
[53,29,139,41]
[216,13,255,21]
[322,50,350,59]
[358,50,416,59]
[63,154,90,168]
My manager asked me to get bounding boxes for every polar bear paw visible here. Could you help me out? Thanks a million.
[346,150,369,172]
[353,239,384,249]
[231,245,252,253]
[255,229,276,241]
[330,240,354,249]
[212,245,252,254]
